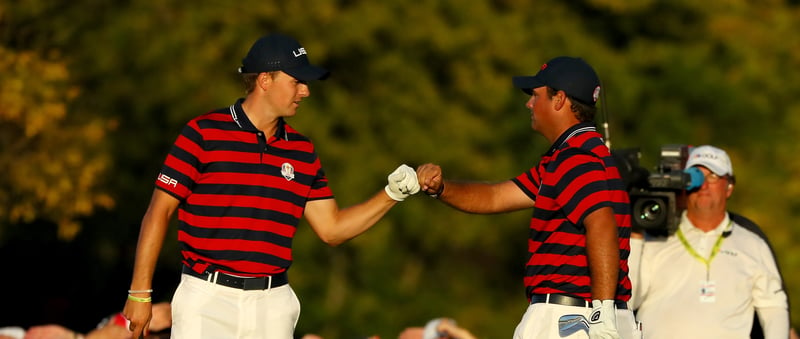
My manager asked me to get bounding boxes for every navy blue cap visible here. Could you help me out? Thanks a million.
[512,56,601,106]
[239,33,329,81]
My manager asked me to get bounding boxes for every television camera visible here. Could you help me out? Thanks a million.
[612,144,705,236]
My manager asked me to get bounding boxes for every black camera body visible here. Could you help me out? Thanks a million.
[613,144,694,236]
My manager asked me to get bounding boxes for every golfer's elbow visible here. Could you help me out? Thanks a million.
[316,231,349,247]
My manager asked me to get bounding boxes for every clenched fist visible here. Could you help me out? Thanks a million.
[385,164,421,201]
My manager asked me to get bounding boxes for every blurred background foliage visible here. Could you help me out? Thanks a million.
[2,0,800,337]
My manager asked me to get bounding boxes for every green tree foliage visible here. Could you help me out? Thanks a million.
[0,41,114,240]
[2,0,800,336]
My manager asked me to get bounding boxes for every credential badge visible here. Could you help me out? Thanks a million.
[281,162,295,181]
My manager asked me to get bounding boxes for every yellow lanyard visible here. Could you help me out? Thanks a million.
[676,221,731,281]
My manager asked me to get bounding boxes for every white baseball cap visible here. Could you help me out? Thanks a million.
[685,145,733,176]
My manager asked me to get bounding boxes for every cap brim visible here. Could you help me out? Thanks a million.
[512,75,545,95]
[685,159,728,176]
[285,64,330,82]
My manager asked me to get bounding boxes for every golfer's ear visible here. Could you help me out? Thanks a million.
[554,90,568,110]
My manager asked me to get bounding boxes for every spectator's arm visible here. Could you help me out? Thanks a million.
[437,320,477,339]
[756,306,789,339]
[628,236,644,309]
[24,324,85,339]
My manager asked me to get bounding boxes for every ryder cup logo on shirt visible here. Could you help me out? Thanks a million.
[281,162,295,181]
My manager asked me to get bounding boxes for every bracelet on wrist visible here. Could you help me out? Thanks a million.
[127,294,152,303]
[128,289,153,294]
[427,183,445,199]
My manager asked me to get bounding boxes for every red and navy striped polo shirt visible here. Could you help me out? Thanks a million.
[154,98,333,276]
[512,123,632,302]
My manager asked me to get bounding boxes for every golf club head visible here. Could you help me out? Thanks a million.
[558,314,590,337]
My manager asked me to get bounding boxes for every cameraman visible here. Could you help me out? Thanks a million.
[629,145,789,339]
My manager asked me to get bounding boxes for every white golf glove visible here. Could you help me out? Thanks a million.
[422,318,449,339]
[588,300,620,339]
[385,164,420,201]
